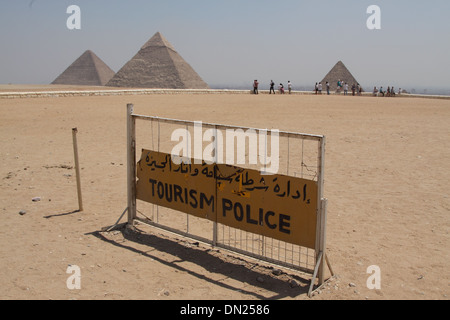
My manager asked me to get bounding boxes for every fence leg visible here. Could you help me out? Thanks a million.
[308,252,323,297]
[127,104,137,225]
[318,198,328,284]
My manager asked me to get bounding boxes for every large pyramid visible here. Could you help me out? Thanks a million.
[106,32,209,89]
[321,61,362,92]
[52,50,115,86]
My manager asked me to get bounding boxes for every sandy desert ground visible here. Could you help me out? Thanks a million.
[0,86,449,300]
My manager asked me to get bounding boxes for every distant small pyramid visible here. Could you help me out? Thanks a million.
[106,32,209,89]
[52,50,115,86]
[321,61,362,92]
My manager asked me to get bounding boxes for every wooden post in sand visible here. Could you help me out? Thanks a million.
[72,128,83,212]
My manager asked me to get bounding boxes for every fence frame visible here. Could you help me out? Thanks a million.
[125,104,333,296]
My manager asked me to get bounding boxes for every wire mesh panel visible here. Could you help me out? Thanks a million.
[130,111,325,274]
[213,132,322,273]
[216,225,317,273]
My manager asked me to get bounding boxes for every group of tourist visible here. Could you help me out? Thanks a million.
[314,80,363,96]
[253,80,293,94]
[252,79,402,97]
[372,86,401,97]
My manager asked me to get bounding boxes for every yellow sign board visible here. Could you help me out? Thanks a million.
[136,150,318,249]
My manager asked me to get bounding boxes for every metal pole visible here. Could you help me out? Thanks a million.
[72,128,83,211]
[318,198,328,283]
[317,136,326,284]
[212,125,218,246]
[127,104,137,225]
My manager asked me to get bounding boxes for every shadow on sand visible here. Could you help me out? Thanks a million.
[88,224,312,299]
[44,209,80,219]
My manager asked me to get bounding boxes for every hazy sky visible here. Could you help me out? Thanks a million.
[1,0,449,90]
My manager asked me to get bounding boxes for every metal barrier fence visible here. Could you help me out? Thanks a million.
[125,104,332,296]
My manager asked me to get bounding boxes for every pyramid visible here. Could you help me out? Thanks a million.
[52,50,115,86]
[321,61,362,92]
[106,32,209,89]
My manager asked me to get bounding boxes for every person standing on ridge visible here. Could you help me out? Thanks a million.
[253,80,259,94]
[336,79,342,94]
[270,80,275,94]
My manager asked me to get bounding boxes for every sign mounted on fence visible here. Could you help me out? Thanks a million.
[136,150,216,220]
[136,149,318,249]
[126,104,332,297]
